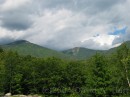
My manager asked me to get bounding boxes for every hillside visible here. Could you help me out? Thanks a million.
[62,41,130,59]
[62,47,104,59]
[106,41,130,54]
[0,40,72,59]
[1,40,130,60]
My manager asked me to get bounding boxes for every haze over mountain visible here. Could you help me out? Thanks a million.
[1,40,130,60]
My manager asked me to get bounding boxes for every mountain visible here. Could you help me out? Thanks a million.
[0,40,72,59]
[62,47,104,60]
[106,41,130,54]
[62,41,130,59]
[1,40,130,60]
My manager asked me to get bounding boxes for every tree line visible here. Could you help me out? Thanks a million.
[0,43,130,97]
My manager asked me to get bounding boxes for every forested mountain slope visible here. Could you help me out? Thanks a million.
[0,40,71,59]
[1,40,130,60]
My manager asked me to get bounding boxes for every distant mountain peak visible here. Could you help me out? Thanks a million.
[7,40,30,45]
[15,40,29,43]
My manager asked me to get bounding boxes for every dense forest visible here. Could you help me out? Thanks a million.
[0,43,130,97]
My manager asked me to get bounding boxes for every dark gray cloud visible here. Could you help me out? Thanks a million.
[0,0,33,31]
[1,14,32,30]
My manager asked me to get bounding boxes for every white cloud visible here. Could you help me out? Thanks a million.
[0,0,31,11]
[0,27,25,40]
[0,0,129,50]
[24,9,87,49]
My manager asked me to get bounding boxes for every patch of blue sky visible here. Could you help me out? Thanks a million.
[110,26,127,35]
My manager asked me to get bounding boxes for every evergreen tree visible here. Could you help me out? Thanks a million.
[88,53,110,97]
[0,47,3,53]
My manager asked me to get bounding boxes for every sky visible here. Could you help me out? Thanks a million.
[0,0,130,50]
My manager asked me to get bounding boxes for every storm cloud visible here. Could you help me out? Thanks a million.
[0,0,129,50]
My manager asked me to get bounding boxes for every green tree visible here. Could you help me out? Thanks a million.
[0,59,5,94]
[87,53,110,97]
[107,43,130,96]
[0,47,3,53]
[64,61,86,96]
[3,51,23,94]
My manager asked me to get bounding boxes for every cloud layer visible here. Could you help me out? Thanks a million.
[0,0,129,50]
